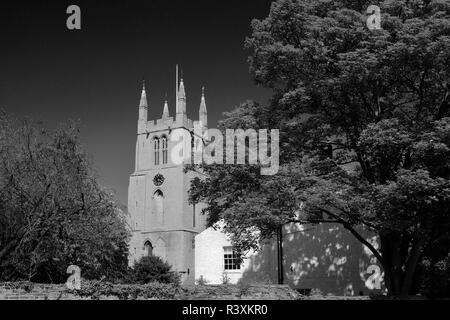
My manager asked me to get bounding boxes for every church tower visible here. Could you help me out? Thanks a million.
[127,66,208,285]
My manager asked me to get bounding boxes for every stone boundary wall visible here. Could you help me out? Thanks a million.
[180,284,300,300]
[0,283,89,300]
[0,283,300,300]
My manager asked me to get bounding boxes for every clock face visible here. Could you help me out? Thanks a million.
[153,173,165,186]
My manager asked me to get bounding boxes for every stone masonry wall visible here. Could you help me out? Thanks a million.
[0,283,89,300]
[0,283,299,300]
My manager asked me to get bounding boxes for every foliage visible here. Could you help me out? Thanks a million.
[221,273,231,285]
[237,279,251,297]
[188,0,450,296]
[0,281,34,292]
[196,275,209,285]
[72,279,183,300]
[131,256,180,285]
[417,253,450,298]
[0,112,130,283]
[309,288,325,297]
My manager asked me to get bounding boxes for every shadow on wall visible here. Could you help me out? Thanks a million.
[240,223,385,296]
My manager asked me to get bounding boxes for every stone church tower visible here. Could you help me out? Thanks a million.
[128,66,207,285]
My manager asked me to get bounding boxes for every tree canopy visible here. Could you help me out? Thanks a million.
[0,112,130,283]
[189,0,450,296]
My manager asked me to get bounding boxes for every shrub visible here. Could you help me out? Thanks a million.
[237,279,251,297]
[196,275,208,286]
[309,288,324,297]
[221,273,231,285]
[132,256,180,285]
[73,280,183,300]
[0,281,34,292]
[418,254,450,298]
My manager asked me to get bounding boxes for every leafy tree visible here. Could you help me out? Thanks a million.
[132,256,180,285]
[0,111,130,283]
[189,0,450,296]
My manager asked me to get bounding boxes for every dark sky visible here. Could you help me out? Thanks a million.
[0,0,273,205]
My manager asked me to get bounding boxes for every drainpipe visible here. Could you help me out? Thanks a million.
[277,226,284,284]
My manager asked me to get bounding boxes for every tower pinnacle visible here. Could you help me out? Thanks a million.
[199,86,207,127]
[138,80,148,132]
[179,78,186,100]
[200,86,206,110]
[163,99,170,118]
[177,73,186,115]
[139,80,148,108]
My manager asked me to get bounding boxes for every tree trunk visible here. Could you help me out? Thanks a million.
[380,233,425,296]
[380,234,403,295]
[401,236,425,295]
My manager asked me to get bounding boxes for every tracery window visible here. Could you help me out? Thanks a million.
[154,138,160,165]
[162,136,168,164]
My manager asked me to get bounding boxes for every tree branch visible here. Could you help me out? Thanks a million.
[321,208,385,265]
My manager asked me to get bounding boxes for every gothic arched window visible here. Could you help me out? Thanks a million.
[154,138,160,166]
[144,241,153,257]
[153,190,164,226]
[191,135,195,163]
[162,136,168,164]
